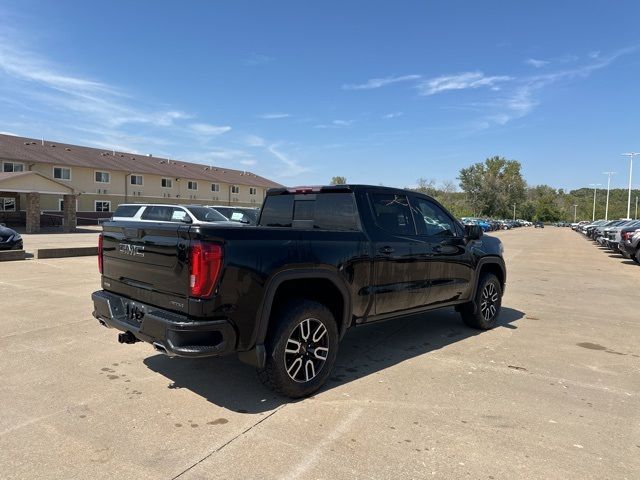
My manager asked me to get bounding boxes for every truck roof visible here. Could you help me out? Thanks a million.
[267,184,433,197]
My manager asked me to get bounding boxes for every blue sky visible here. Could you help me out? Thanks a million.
[1,1,640,190]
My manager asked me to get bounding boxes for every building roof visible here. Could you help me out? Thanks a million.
[0,171,75,194]
[0,134,282,189]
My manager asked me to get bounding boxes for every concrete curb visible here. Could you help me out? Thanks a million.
[0,249,26,261]
[36,247,98,259]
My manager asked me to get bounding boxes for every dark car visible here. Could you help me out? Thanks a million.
[92,184,506,398]
[208,205,259,225]
[534,221,544,228]
[0,223,23,250]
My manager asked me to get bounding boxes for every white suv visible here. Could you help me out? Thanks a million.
[111,204,241,226]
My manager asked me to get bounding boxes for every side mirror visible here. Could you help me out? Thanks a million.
[465,224,483,240]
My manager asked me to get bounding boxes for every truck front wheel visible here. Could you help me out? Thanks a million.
[460,273,502,329]
[258,300,339,398]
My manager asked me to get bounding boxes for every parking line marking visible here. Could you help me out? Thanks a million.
[282,406,364,480]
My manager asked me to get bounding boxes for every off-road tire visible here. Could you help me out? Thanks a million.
[634,249,640,264]
[460,273,502,330]
[258,300,339,398]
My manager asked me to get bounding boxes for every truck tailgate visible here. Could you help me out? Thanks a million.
[101,222,190,298]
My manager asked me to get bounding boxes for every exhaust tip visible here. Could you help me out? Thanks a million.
[153,342,168,355]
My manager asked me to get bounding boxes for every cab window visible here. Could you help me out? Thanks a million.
[409,197,457,237]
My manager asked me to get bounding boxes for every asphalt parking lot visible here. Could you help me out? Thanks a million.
[0,228,638,479]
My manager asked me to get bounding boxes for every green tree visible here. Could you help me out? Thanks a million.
[458,156,527,217]
[528,185,562,221]
[330,176,347,185]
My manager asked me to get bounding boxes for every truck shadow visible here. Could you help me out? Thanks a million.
[143,306,525,413]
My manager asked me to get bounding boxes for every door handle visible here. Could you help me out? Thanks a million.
[433,240,451,253]
[379,246,394,255]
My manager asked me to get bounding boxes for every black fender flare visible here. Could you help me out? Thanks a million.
[254,268,352,347]
[469,257,507,310]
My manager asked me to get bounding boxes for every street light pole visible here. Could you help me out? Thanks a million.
[602,171,616,221]
[589,183,601,222]
[513,204,516,221]
[622,153,639,219]
[573,204,578,223]
[636,195,639,220]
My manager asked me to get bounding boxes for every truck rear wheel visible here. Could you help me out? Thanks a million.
[460,273,502,329]
[258,300,339,398]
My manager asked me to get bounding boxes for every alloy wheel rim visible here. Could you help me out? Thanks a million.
[284,318,329,383]
[480,283,499,321]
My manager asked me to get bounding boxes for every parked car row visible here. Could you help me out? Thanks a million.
[573,219,640,263]
[111,204,260,226]
[461,218,532,231]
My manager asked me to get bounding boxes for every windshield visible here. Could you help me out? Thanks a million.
[188,206,228,222]
[214,207,259,224]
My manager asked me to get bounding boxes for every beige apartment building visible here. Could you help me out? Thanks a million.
[0,134,282,230]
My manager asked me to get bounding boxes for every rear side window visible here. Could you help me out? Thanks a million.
[141,206,189,222]
[369,193,415,235]
[114,205,141,218]
[260,193,360,231]
[260,195,294,227]
[313,193,360,230]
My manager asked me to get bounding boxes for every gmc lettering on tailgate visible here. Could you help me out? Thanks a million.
[118,243,145,257]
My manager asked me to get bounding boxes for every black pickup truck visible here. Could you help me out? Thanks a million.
[92,185,506,397]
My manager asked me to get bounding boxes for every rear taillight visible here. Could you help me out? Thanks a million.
[189,241,223,297]
[98,233,104,274]
[622,232,631,241]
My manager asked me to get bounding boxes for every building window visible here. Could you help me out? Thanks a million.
[60,199,78,211]
[161,178,173,188]
[231,185,240,194]
[2,162,24,172]
[187,181,198,190]
[95,201,111,212]
[53,166,71,180]
[130,175,143,185]
[95,171,110,183]
[211,183,220,192]
[0,197,16,211]
[249,187,257,195]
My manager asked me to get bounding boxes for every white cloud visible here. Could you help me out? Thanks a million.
[0,36,241,156]
[258,112,290,119]
[203,148,252,161]
[478,47,636,128]
[267,144,309,177]
[243,54,274,66]
[314,119,353,129]
[383,112,403,119]
[525,58,549,68]
[244,134,266,147]
[342,74,421,90]
[418,72,513,95]
[0,130,18,136]
[0,42,117,96]
[188,123,232,136]
[239,159,257,166]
